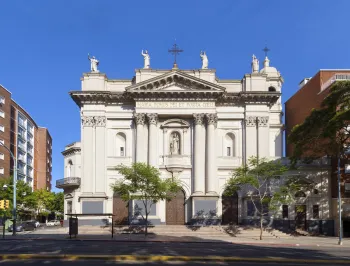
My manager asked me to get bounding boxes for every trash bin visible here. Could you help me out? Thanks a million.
[69,217,78,238]
[60,220,63,227]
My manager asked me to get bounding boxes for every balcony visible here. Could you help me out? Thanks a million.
[18,133,26,141]
[162,155,191,173]
[56,177,81,189]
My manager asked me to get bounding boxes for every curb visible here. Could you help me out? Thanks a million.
[0,254,349,264]
[0,238,347,248]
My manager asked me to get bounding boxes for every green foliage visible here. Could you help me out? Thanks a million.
[51,192,64,214]
[224,157,296,240]
[26,189,55,217]
[110,163,181,234]
[0,177,34,217]
[289,81,350,163]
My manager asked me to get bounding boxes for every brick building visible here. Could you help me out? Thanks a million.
[285,70,350,237]
[0,84,52,191]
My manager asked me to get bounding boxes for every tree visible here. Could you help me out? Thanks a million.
[224,157,297,240]
[289,81,350,163]
[110,163,181,235]
[51,192,64,215]
[0,177,34,218]
[26,189,54,218]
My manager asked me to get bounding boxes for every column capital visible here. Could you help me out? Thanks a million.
[245,116,257,127]
[95,116,106,127]
[206,113,218,127]
[257,116,269,127]
[134,113,146,125]
[193,113,205,125]
[147,113,159,125]
[81,116,95,127]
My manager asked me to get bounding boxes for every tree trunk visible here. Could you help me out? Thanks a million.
[260,215,263,240]
[145,213,148,236]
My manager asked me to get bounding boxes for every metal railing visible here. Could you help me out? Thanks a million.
[321,73,350,92]
[56,177,81,188]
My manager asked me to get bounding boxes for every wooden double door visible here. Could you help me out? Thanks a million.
[222,192,238,225]
[166,190,185,225]
[113,194,129,225]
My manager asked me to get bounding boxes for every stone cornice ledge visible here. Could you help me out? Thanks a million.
[70,90,281,107]
[62,147,81,156]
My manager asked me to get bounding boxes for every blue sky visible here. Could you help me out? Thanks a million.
[1,0,350,192]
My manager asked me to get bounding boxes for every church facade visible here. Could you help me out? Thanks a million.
[59,53,286,225]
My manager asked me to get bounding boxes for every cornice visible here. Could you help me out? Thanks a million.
[70,90,280,107]
[62,147,81,156]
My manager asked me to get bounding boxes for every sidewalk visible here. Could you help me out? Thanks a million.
[2,226,350,248]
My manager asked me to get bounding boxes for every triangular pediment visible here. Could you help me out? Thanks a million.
[126,70,226,93]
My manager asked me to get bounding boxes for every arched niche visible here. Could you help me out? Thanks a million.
[169,130,182,155]
[67,160,73,177]
[224,132,236,157]
[161,118,190,156]
[268,86,277,92]
[116,132,126,157]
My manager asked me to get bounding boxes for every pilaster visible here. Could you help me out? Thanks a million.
[206,113,218,195]
[134,113,146,163]
[81,116,94,193]
[147,113,159,166]
[257,116,269,158]
[193,113,205,195]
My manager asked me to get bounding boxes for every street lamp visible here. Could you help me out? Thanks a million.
[0,143,17,236]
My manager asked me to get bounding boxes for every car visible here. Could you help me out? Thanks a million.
[8,222,36,232]
[46,220,60,226]
[26,220,40,228]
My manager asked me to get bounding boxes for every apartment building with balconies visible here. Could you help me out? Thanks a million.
[285,69,350,237]
[0,84,52,191]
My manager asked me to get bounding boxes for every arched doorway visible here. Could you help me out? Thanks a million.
[222,191,238,225]
[113,193,129,225]
[166,190,185,225]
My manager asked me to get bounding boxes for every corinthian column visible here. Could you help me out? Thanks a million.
[147,113,159,166]
[134,113,146,163]
[206,113,218,195]
[193,113,205,195]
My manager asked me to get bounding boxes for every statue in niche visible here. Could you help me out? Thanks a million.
[170,132,180,155]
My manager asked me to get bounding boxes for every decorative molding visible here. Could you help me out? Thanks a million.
[81,116,106,127]
[245,116,257,127]
[95,116,106,127]
[70,91,281,107]
[206,113,218,127]
[147,113,159,125]
[134,113,146,125]
[62,147,81,156]
[82,116,95,127]
[257,116,269,127]
[193,113,205,125]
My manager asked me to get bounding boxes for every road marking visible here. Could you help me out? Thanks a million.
[0,254,349,264]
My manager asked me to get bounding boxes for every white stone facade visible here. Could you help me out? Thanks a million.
[61,57,287,225]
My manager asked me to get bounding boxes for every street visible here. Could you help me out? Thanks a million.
[0,261,343,266]
[0,239,349,264]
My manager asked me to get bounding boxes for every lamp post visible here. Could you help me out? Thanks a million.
[0,143,17,236]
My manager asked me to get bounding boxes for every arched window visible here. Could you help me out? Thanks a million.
[224,133,235,157]
[67,160,73,177]
[268,86,276,92]
[116,133,126,157]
